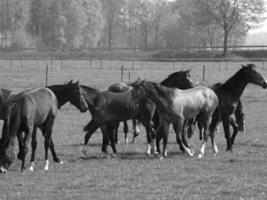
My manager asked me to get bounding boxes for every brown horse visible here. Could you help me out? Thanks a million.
[0,81,88,173]
[207,64,267,151]
[131,80,218,159]
[81,85,156,155]
[107,82,141,144]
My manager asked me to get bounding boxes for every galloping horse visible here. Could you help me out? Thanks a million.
[0,81,88,172]
[107,82,141,144]
[131,80,218,158]
[207,64,267,151]
[81,85,156,155]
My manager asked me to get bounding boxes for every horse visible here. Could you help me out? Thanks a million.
[81,85,156,155]
[0,81,88,173]
[131,80,218,159]
[205,64,267,151]
[107,82,141,144]
[152,70,195,152]
[82,70,195,155]
[187,83,246,143]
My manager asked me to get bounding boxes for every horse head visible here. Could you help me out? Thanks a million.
[66,80,88,112]
[241,64,267,89]
[161,70,194,89]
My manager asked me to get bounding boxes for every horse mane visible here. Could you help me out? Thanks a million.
[160,71,184,85]
[80,85,99,92]
[145,81,175,99]
[220,67,246,90]
[221,64,258,90]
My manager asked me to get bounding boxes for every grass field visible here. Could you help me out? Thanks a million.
[0,60,267,200]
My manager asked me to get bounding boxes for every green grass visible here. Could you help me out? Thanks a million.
[0,60,267,200]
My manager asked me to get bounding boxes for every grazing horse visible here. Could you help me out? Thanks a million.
[131,80,218,158]
[81,85,156,155]
[207,64,267,151]
[0,81,88,173]
[107,82,141,144]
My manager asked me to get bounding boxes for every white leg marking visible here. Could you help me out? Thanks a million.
[198,142,206,159]
[0,166,8,173]
[213,143,218,156]
[82,145,87,157]
[163,150,168,157]
[125,137,129,145]
[146,144,152,155]
[44,160,49,171]
[29,162,35,172]
[184,146,194,157]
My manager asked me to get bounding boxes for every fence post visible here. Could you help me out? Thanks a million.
[100,58,103,69]
[202,65,206,83]
[132,59,134,70]
[89,58,92,69]
[128,71,131,83]
[10,59,12,68]
[20,58,23,68]
[45,65,49,86]
[121,65,124,82]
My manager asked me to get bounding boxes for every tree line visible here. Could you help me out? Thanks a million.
[0,0,264,55]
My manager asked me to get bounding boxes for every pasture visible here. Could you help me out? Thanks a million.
[0,59,267,200]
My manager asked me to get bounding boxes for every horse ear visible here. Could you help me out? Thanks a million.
[75,81,79,85]
[68,80,73,85]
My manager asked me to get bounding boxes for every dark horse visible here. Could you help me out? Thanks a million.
[107,82,141,144]
[205,64,267,151]
[131,80,218,158]
[0,81,88,172]
[155,70,245,154]
[82,70,195,155]
[81,85,156,155]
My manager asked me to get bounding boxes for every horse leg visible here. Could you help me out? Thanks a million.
[21,124,33,172]
[140,113,155,156]
[230,117,239,147]
[155,125,163,154]
[101,123,117,154]
[83,120,99,155]
[173,120,194,157]
[161,119,170,158]
[222,116,232,151]
[198,113,214,159]
[43,116,55,171]
[182,120,190,148]
[123,121,129,144]
[113,122,119,144]
[17,131,24,160]
[131,119,140,143]
[29,127,38,172]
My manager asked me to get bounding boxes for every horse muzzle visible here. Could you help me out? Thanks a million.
[262,81,267,89]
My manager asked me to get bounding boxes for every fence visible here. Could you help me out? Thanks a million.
[0,57,266,92]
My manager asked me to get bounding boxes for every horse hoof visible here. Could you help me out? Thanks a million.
[159,156,164,160]
[197,153,203,159]
[0,167,8,173]
[29,166,34,172]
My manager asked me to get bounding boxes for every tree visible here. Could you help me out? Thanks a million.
[192,0,265,56]
[101,0,123,50]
